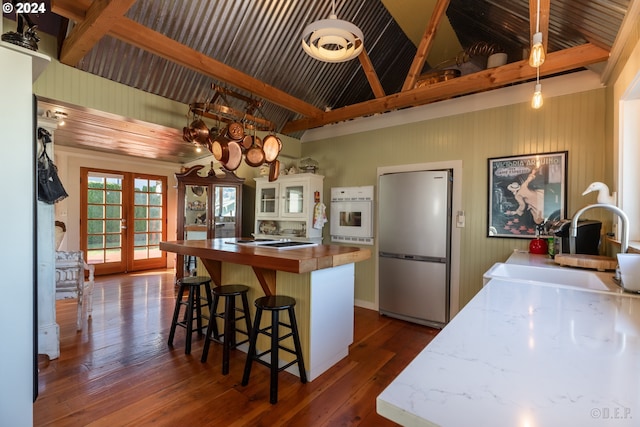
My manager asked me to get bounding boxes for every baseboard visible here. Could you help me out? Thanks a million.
[354,299,376,310]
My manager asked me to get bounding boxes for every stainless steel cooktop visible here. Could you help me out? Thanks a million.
[230,238,317,250]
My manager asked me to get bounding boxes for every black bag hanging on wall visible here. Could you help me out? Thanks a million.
[37,128,68,204]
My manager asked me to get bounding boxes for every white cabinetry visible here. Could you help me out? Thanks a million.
[255,174,324,242]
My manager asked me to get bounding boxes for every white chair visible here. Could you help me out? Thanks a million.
[54,221,95,331]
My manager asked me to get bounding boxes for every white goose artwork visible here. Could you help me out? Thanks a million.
[582,181,617,205]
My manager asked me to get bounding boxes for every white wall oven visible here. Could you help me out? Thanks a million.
[330,186,374,245]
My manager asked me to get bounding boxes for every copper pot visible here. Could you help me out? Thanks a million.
[415,69,461,88]
[182,126,195,142]
[190,119,209,144]
[226,122,245,141]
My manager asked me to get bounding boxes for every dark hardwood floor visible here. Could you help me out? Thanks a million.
[34,269,438,426]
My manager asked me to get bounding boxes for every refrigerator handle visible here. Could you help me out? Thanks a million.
[379,251,447,263]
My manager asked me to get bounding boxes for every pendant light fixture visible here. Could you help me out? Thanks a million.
[301,0,364,63]
[529,0,545,67]
[531,68,543,109]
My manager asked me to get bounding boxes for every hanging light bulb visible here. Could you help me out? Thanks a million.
[532,66,543,109]
[529,32,545,67]
[529,0,545,68]
[531,83,543,109]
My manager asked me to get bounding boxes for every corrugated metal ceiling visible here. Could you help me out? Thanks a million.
[75,0,418,138]
[73,0,628,132]
[35,0,631,162]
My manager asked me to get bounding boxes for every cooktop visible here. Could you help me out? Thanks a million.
[230,238,317,249]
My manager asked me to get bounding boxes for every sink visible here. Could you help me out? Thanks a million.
[483,262,610,291]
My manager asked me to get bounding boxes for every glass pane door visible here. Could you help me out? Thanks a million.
[257,184,278,216]
[215,186,237,237]
[82,168,167,275]
[85,172,126,274]
[185,184,208,239]
[283,184,305,215]
[133,177,164,260]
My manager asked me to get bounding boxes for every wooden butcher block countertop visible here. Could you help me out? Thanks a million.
[159,238,371,274]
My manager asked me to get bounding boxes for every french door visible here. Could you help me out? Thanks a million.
[80,168,167,275]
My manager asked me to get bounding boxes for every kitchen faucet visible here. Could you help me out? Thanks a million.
[570,203,629,255]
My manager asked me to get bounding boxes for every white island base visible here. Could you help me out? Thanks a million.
[204,262,355,381]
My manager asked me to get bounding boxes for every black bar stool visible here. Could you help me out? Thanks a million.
[201,284,252,375]
[184,255,197,274]
[241,295,307,404]
[167,276,213,355]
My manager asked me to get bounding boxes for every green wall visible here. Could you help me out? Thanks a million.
[302,89,608,308]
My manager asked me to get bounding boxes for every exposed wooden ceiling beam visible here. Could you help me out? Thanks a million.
[401,0,450,91]
[53,0,609,137]
[52,0,87,22]
[600,0,640,84]
[282,43,610,134]
[52,0,323,119]
[58,0,137,66]
[358,47,386,98]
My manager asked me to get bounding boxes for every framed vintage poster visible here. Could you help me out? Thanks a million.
[488,151,567,238]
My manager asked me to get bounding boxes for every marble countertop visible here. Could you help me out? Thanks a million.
[377,269,640,426]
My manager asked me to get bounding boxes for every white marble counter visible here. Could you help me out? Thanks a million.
[377,278,640,426]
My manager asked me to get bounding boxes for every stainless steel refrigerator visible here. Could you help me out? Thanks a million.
[378,169,452,328]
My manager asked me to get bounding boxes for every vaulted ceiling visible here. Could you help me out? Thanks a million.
[27,0,636,162]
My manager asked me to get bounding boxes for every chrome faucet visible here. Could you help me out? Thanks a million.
[570,203,629,255]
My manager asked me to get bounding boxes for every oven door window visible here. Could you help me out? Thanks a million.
[330,201,373,243]
[339,211,362,227]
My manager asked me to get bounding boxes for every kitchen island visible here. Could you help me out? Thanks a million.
[377,261,640,426]
[159,238,370,381]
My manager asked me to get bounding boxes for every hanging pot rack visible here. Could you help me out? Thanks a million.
[184,84,282,180]
[189,84,275,132]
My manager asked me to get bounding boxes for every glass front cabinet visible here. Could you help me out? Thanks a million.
[254,174,324,242]
[175,165,244,277]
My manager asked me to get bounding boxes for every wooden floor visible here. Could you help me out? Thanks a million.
[34,270,439,426]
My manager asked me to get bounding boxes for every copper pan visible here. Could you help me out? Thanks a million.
[222,141,243,171]
[209,128,230,163]
[262,135,281,163]
[245,144,265,167]
[268,159,280,182]
[241,135,254,150]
